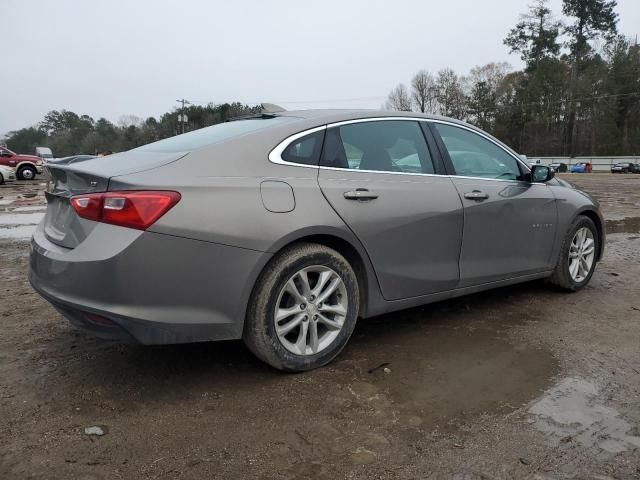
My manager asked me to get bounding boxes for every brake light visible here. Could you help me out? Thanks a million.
[70,191,181,230]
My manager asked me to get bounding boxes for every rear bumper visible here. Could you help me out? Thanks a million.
[33,288,248,344]
[29,221,270,344]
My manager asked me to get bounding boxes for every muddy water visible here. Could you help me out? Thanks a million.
[343,297,559,428]
[0,183,46,240]
[0,212,45,225]
[0,212,44,240]
[530,377,640,454]
[606,216,640,234]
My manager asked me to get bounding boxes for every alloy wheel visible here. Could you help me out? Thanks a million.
[274,266,348,356]
[568,227,595,283]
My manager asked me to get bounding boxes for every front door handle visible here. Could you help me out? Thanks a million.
[464,190,489,201]
[344,188,379,201]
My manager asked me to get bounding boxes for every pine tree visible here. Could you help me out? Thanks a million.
[563,0,619,155]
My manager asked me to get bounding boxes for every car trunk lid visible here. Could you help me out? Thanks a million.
[43,150,187,248]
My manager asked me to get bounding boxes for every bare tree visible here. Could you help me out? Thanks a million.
[434,69,467,119]
[385,84,413,111]
[463,63,512,129]
[467,62,511,89]
[117,114,143,128]
[411,70,438,113]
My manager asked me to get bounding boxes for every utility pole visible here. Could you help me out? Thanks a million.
[176,98,191,134]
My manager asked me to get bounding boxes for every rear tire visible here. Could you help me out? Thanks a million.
[549,216,599,292]
[18,165,36,181]
[243,243,359,372]
[0,173,4,185]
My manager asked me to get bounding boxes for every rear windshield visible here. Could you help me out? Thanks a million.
[135,117,294,153]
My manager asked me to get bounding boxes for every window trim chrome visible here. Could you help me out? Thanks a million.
[268,116,535,183]
[268,125,326,168]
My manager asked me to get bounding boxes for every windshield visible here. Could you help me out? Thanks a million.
[135,117,294,153]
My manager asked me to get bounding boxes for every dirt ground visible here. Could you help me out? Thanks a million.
[1,174,639,479]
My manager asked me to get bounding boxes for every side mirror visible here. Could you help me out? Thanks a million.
[530,165,554,183]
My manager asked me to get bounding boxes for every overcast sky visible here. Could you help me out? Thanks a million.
[1,0,638,136]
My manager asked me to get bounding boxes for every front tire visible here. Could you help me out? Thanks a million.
[17,165,36,181]
[243,243,359,372]
[549,216,599,291]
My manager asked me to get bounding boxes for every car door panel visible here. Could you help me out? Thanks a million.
[451,178,557,286]
[430,121,558,288]
[319,171,463,300]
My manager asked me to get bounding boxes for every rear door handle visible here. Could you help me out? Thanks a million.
[464,190,489,201]
[344,189,379,201]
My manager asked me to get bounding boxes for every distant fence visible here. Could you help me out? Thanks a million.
[526,156,640,172]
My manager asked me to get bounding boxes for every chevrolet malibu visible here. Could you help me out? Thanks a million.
[30,110,604,371]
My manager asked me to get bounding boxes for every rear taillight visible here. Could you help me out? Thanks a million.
[70,191,181,230]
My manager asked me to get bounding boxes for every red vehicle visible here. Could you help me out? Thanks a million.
[0,146,44,180]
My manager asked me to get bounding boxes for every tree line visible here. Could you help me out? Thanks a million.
[2,103,260,158]
[385,0,639,156]
[2,0,638,158]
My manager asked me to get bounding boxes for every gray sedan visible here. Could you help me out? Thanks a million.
[30,110,604,371]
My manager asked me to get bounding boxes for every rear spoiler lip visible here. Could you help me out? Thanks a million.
[45,164,109,198]
[45,151,189,198]
[47,151,190,178]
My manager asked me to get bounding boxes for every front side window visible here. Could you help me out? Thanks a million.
[433,123,522,181]
[320,120,435,174]
[281,130,325,166]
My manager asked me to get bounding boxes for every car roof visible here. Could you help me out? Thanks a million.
[268,109,519,158]
[276,108,469,126]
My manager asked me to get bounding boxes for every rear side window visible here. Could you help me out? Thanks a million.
[136,117,294,153]
[281,130,325,166]
[433,123,523,180]
[320,120,435,174]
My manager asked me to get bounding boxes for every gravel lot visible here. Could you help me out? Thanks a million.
[1,174,639,479]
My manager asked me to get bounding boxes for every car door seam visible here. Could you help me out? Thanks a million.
[315,167,387,299]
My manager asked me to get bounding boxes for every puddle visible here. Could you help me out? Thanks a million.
[529,377,640,454]
[606,216,640,234]
[346,302,559,427]
[0,225,36,240]
[0,212,43,240]
[11,206,46,213]
[0,212,45,226]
